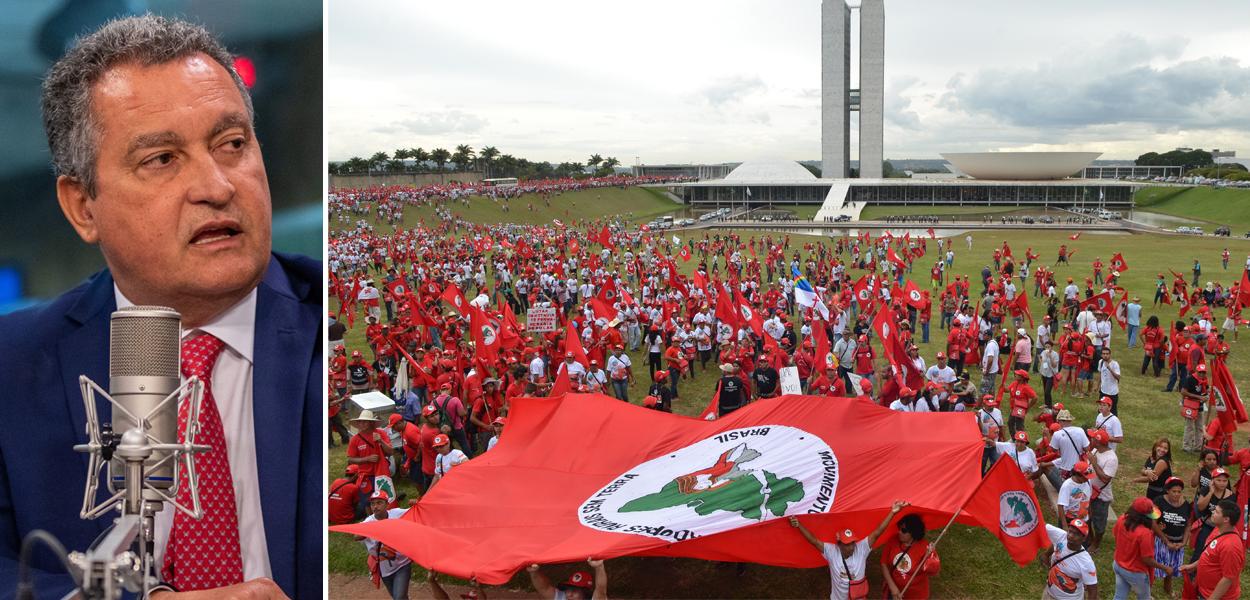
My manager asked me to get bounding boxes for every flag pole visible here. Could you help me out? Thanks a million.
[898,456,1010,598]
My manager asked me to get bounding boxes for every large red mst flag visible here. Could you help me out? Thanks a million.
[468,306,500,363]
[441,283,469,317]
[1209,359,1249,432]
[887,247,909,271]
[1237,269,1250,309]
[714,287,741,331]
[590,278,622,320]
[333,393,1037,584]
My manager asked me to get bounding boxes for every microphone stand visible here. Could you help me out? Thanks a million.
[64,376,211,599]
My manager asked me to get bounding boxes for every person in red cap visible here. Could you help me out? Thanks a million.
[328,465,365,525]
[1005,369,1038,435]
[809,364,847,398]
[486,416,506,452]
[976,395,1006,475]
[990,430,1038,478]
[526,559,607,600]
[924,352,956,410]
[788,500,909,600]
[1180,499,1244,600]
[1181,363,1209,453]
[1111,497,1171,598]
[1040,517,1098,600]
[430,433,468,488]
[647,369,674,412]
[1057,461,1093,529]
[355,488,412,600]
[1083,429,1118,553]
[889,386,928,413]
[431,381,472,457]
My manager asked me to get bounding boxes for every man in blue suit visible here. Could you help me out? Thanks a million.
[0,16,320,599]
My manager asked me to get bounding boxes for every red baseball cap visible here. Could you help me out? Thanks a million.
[1014,369,1029,379]
[1087,429,1110,445]
[388,414,403,426]
[561,570,594,590]
[422,404,437,417]
[1212,467,1230,479]
[492,416,507,426]
[370,489,391,502]
[899,386,915,398]
[1013,430,1029,443]
[1067,518,1090,535]
[1130,496,1161,519]
[936,351,946,359]
[983,395,999,407]
[834,528,858,544]
[432,434,450,448]
[1097,396,1113,406]
[1072,461,1093,477]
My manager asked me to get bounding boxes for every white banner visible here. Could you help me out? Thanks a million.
[779,366,802,395]
[526,307,559,332]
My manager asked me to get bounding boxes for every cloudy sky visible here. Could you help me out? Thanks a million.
[328,0,1250,164]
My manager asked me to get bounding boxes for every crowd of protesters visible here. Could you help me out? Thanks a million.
[328,183,1248,599]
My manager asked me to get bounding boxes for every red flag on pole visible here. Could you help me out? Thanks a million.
[441,283,469,316]
[1237,269,1250,309]
[1078,291,1114,314]
[600,225,614,250]
[1113,292,1129,330]
[590,279,622,320]
[1069,232,1081,241]
[550,368,572,396]
[1109,252,1128,273]
[960,455,1052,565]
[696,380,722,421]
[469,306,500,363]
[680,246,692,262]
[1210,359,1250,432]
[887,247,909,271]
[901,280,926,310]
[733,288,764,337]
[715,286,741,331]
[1010,293,1034,329]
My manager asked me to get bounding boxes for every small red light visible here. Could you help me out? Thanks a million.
[233,56,256,88]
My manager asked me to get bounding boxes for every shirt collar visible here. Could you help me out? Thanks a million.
[114,285,257,364]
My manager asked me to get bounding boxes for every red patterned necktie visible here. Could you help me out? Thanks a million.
[161,333,244,589]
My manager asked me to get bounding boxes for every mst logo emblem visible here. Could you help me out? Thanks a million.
[578,425,839,542]
[999,491,1040,538]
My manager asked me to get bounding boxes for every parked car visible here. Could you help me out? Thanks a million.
[1215,226,1231,236]
[834,214,852,222]
[1039,216,1054,224]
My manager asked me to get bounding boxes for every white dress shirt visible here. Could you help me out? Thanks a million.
[115,287,272,580]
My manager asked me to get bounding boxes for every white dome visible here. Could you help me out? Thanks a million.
[940,152,1101,180]
[723,160,816,181]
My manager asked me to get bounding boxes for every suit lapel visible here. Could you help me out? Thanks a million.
[252,257,317,591]
[58,270,116,535]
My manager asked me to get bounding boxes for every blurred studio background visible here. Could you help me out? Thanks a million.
[0,0,323,313]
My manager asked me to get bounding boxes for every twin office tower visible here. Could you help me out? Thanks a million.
[822,0,884,179]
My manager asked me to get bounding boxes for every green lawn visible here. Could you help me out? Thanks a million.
[1134,185,1250,230]
[374,186,683,229]
[330,211,1250,597]
[858,205,1048,220]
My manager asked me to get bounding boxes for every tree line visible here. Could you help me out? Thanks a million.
[329,145,622,180]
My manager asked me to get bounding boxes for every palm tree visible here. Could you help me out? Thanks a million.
[453,144,475,172]
[368,151,389,174]
[478,145,500,177]
[410,148,429,172]
[587,154,603,169]
[344,156,368,174]
[430,148,451,182]
[603,157,620,170]
[393,148,410,173]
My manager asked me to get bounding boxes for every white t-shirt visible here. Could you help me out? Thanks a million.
[889,399,930,413]
[982,340,1000,374]
[925,365,956,387]
[606,354,633,380]
[994,442,1038,475]
[1053,426,1090,472]
[1098,360,1120,395]
[1057,478,1092,522]
[976,408,1004,437]
[1088,449,1119,502]
[1092,413,1123,450]
[1045,524,1098,600]
[487,436,499,451]
[361,508,413,577]
[822,540,870,600]
[434,448,468,477]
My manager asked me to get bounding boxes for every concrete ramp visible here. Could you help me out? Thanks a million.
[814,182,864,221]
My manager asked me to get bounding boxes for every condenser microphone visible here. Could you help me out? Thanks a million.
[108,306,181,491]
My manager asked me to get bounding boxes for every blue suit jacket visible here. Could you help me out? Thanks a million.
[0,253,322,599]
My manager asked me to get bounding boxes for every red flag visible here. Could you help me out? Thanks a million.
[600,225,615,250]
[550,368,572,396]
[871,304,907,374]
[926,227,936,239]
[1210,359,1250,432]
[441,283,469,316]
[469,306,500,362]
[1008,293,1034,329]
[1237,269,1250,309]
[696,381,722,421]
[961,455,1052,566]
[1178,290,1192,318]
[1109,252,1128,273]
[812,320,833,370]
[852,275,875,311]
[564,321,590,368]
[691,271,709,295]
[333,393,1005,584]
[1068,232,1081,241]
[680,246,692,262]
[901,280,926,310]
[385,277,409,301]
[569,237,580,255]
[590,278,622,321]
[715,287,741,331]
[886,247,909,271]
[1113,292,1129,331]
[1078,291,1114,314]
[733,288,764,337]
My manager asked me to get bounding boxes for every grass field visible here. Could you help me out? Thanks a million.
[329,192,1250,598]
[1134,185,1250,230]
[858,204,1040,220]
[375,186,683,229]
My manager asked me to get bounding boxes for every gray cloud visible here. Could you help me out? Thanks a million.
[885,76,922,130]
[374,110,489,136]
[699,76,766,106]
[947,35,1250,130]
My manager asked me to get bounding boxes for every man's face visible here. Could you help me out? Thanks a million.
[62,53,270,314]
[369,498,389,518]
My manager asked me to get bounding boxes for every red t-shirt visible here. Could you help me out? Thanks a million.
[328,476,361,525]
[418,424,440,475]
[1197,531,1244,599]
[1112,516,1155,574]
[346,430,389,479]
[1008,382,1038,411]
[880,537,939,599]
